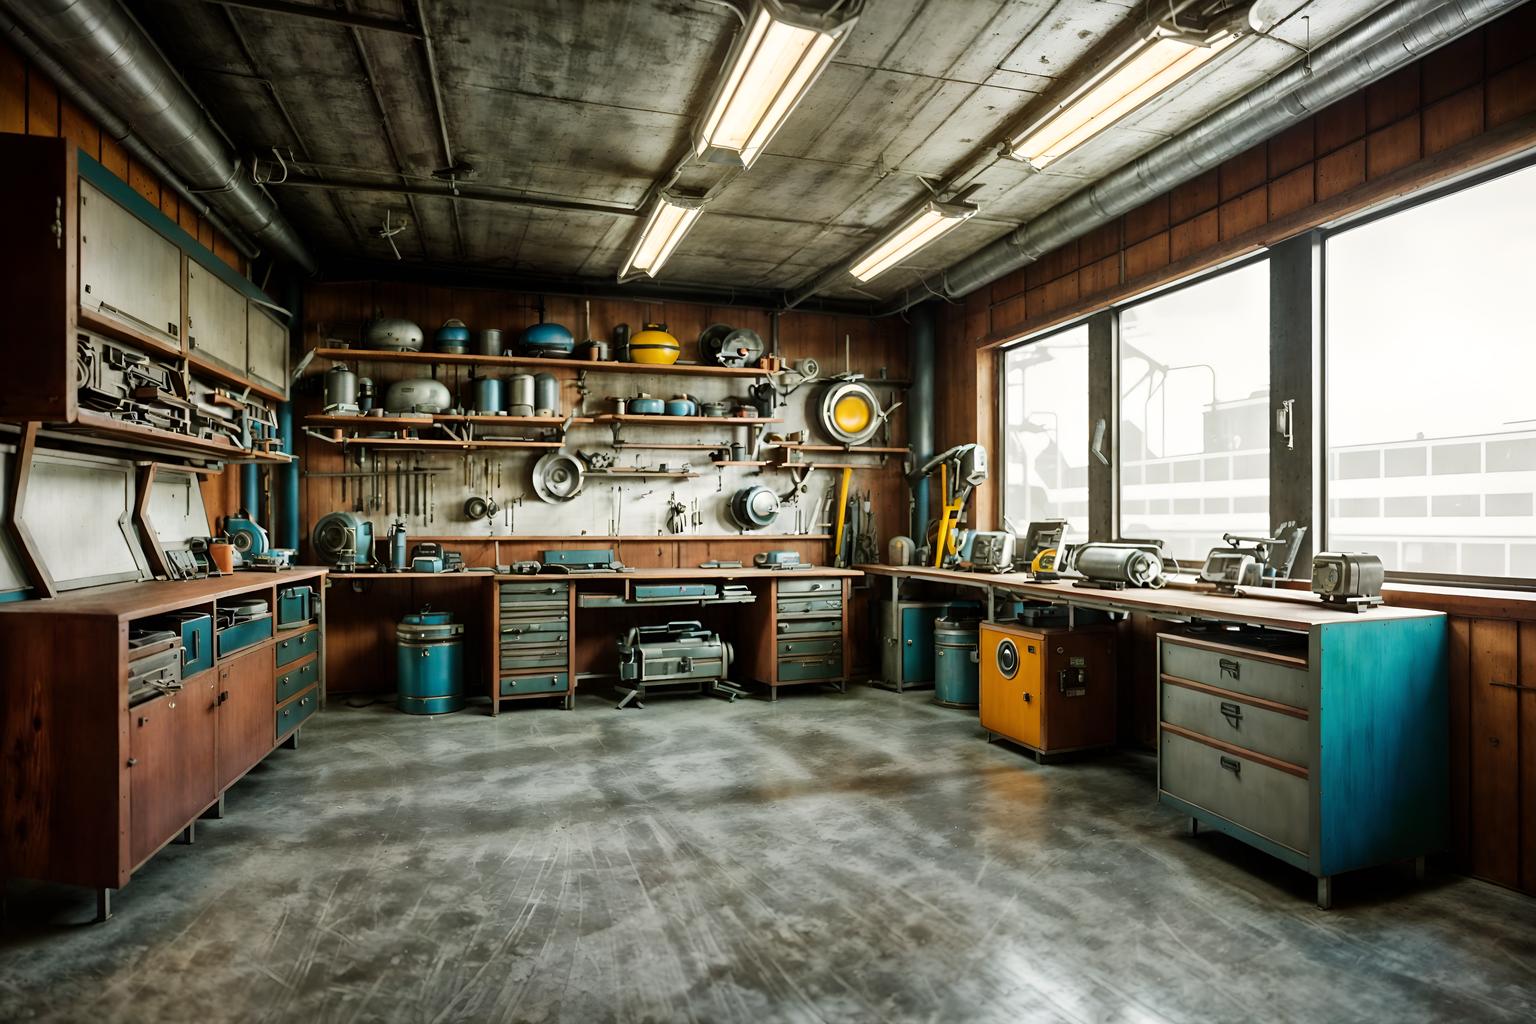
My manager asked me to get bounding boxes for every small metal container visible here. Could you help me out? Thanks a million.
[933,616,981,709]
[508,373,535,416]
[533,373,560,416]
[397,611,465,715]
[473,376,504,414]
[475,328,504,357]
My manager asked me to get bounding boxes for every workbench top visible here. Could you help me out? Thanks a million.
[335,566,862,583]
[857,564,1442,630]
[0,567,329,621]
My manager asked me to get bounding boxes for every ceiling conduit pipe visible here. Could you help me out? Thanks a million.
[870,0,1522,315]
[0,4,260,260]
[2,0,317,273]
[906,303,936,541]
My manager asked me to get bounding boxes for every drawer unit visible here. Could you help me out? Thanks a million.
[275,657,318,704]
[776,616,841,637]
[777,637,841,658]
[500,673,569,697]
[776,596,843,615]
[1159,637,1308,709]
[1160,729,1310,855]
[1160,678,1310,768]
[776,578,841,595]
[275,687,319,739]
[274,627,318,667]
[778,655,843,682]
[217,614,272,657]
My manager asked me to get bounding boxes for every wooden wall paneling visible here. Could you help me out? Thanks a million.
[1521,621,1536,893]
[98,134,129,180]
[26,66,56,135]
[0,42,24,133]
[1468,618,1520,887]
[59,99,99,160]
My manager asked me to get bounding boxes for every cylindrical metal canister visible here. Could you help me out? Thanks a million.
[532,373,560,416]
[933,616,980,709]
[324,364,358,413]
[475,328,503,357]
[396,612,465,715]
[473,376,504,414]
[508,373,535,416]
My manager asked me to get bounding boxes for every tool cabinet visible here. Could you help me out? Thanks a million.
[1157,623,1449,908]
[732,574,852,698]
[978,622,1117,759]
[492,579,575,711]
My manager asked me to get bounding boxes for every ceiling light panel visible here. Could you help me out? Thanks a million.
[696,1,856,168]
[620,195,703,280]
[849,200,978,282]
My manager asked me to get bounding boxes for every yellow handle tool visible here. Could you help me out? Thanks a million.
[832,466,853,567]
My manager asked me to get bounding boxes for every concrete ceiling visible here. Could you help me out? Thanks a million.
[132,0,1389,303]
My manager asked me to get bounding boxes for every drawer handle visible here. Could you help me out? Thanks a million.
[1219,658,1241,680]
[1220,701,1243,728]
[1219,756,1242,775]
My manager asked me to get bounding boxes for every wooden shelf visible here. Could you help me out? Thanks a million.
[311,347,771,378]
[186,351,284,402]
[614,442,731,451]
[586,469,699,479]
[594,414,779,426]
[304,413,434,429]
[406,534,832,543]
[772,443,908,454]
[710,460,771,467]
[66,410,290,464]
[327,436,561,451]
[434,414,592,425]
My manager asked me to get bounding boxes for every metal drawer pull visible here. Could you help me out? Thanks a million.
[1220,701,1243,727]
[1219,756,1242,775]
[1219,658,1241,680]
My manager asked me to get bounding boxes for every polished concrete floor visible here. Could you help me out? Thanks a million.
[3,685,1534,1023]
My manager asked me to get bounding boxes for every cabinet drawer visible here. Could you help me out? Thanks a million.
[217,615,272,657]
[777,637,841,658]
[274,628,318,668]
[778,655,842,682]
[1160,680,1310,768]
[275,687,319,739]
[1160,638,1308,709]
[500,673,568,696]
[500,581,568,597]
[499,614,569,638]
[275,657,318,704]
[776,617,841,637]
[777,597,843,615]
[776,578,841,595]
[499,648,567,672]
[1160,729,1309,855]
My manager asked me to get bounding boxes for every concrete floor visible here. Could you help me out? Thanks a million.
[2,686,1533,1024]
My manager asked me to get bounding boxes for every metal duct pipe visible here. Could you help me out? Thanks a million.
[3,0,316,273]
[873,0,1521,314]
[907,303,936,539]
[0,4,260,259]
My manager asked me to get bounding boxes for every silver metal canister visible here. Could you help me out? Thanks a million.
[533,373,560,416]
[508,373,535,417]
[473,376,504,414]
[476,328,503,357]
[324,364,358,413]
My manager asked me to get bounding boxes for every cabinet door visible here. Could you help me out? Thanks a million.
[78,180,182,346]
[187,262,248,374]
[1014,638,1044,749]
[128,677,218,867]
[216,646,276,790]
[246,306,288,397]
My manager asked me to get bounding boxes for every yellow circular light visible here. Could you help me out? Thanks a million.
[833,394,872,433]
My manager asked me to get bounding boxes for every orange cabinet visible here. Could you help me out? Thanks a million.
[979,622,1117,760]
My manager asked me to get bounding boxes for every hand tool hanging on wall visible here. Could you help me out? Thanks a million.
[831,467,853,568]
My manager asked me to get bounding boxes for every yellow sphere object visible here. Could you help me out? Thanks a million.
[833,393,873,434]
[627,323,681,365]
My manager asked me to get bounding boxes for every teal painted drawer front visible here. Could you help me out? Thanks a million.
[499,616,570,645]
[777,637,841,658]
[499,647,567,672]
[1160,729,1309,855]
[499,581,568,604]
[1160,680,1310,768]
[275,657,318,704]
[217,615,272,657]
[778,655,842,682]
[1160,639,1308,710]
[776,617,841,637]
[274,628,318,668]
[776,578,841,596]
[275,687,319,738]
[777,597,843,615]
[500,673,568,696]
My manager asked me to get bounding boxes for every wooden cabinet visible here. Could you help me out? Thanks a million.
[215,645,278,790]
[128,674,217,868]
[247,306,288,394]
[78,178,183,349]
[187,259,248,375]
[979,623,1117,759]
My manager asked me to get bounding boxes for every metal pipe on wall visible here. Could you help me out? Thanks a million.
[907,302,936,540]
[2,0,316,272]
[867,0,1524,315]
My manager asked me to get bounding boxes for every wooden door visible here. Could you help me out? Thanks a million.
[128,676,217,867]
[981,627,1040,747]
[0,134,73,421]
[216,646,275,791]
[1014,634,1044,750]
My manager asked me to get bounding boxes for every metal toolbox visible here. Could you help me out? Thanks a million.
[500,673,568,696]
[217,613,272,657]
[1159,637,1309,709]
[277,585,315,628]
[1159,728,1310,854]
[274,628,317,668]
[143,611,213,677]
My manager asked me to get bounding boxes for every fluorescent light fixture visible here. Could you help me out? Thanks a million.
[849,199,978,282]
[695,1,856,168]
[1005,31,1236,170]
[619,193,703,280]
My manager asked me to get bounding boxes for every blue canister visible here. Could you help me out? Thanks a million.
[435,319,471,353]
[473,376,504,414]
[932,616,980,709]
[397,610,465,714]
[387,520,409,571]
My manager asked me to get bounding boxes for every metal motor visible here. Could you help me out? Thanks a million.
[311,511,374,569]
[1071,543,1166,589]
[615,621,736,709]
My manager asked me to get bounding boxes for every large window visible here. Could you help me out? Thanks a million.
[1118,260,1270,559]
[1325,162,1536,579]
[1002,325,1089,544]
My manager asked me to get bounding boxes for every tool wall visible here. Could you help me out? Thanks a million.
[297,282,912,569]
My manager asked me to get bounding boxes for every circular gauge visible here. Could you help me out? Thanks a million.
[996,638,1019,679]
[816,379,882,445]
